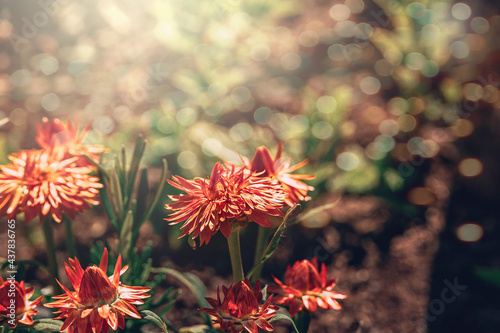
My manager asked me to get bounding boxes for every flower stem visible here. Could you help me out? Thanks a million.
[42,217,61,294]
[64,216,77,259]
[227,226,244,283]
[295,310,311,333]
[251,226,269,283]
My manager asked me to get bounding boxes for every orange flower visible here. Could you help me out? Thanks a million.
[200,279,278,333]
[0,149,103,223]
[165,162,286,245]
[242,143,315,206]
[0,277,42,328]
[45,248,151,333]
[270,258,347,317]
[36,117,104,165]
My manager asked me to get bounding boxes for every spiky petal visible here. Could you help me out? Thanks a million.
[0,277,42,328]
[36,117,105,166]
[270,258,347,317]
[242,143,315,206]
[200,279,278,333]
[165,162,286,245]
[45,248,151,333]
[0,149,103,223]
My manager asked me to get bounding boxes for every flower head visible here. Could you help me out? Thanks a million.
[45,248,151,333]
[165,162,286,245]
[200,279,278,333]
[270,258,347,317]
[0,278,42,328]
[36,117,104,166]
[0,149,103,223]
[242,143,315,206]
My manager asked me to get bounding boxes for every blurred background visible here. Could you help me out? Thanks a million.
[1,0,500,332]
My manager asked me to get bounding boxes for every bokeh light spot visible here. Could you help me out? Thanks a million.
[41,93,60,112]
[298,30,320,47]
[398,114,417,132]
[176,107,197,126]
[458,158,483,177]
[312,121,334,139]
[379,119,399,136]
[471,17,489,33]
[450,119,474,137]
[456,223,484,243]
[451,3,471,20]
[316,95,337,113]
[336,151,360,171]
[229,122,253,142]
[330,4,351,21]
[178,151,197,169]
[450,41,470,59]
[360,76,381,95]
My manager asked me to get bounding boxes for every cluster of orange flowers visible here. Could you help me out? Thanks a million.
[0,118,347,333]
[0,118,104,223]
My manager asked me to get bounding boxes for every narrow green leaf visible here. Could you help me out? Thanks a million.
[81,153,110,180]
[269,313,300,333]
[141,310,169,332]
[134,168,149,226]
[126,135,146,201]
[140,159,168,226]
[151,267,209,308]
[109,169,124,221]
[247,205,301,279]
[118,210,134,260]
[31,319,64,332]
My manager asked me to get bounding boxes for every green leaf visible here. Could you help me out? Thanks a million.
[246,205,301,279]
[118,210,134,261]
[475,267,500,289]
[31,319,64,332]
[141,310,169,332]
[140,158,168,226]
[151,267,209,308]
[81,153,110,180]
[134,168,149,226]
[269,313,300,333]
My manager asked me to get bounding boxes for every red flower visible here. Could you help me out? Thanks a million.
[270,258,347,317]
[200,279,278,333]
[242,143,315,206]
[165,162,286,245]
[0,277,42,328]
[45,248,151,333]
[0,149,103,223]
[36,117,104,166]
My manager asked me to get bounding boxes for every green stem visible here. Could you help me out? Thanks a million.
[64,216,77,259]
[42,217,61,294]
[227,226,244,283]
[251,226,269,283]
[295,310,311,333]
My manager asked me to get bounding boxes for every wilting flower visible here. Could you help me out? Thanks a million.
[242,143,315,206]
[36,117,104,165]
[200,279,278,333]
[0,149,103,223]
[166,162,286,245]
[0,277,43,328]
[45,248,151,333]
[270,258,347,317]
